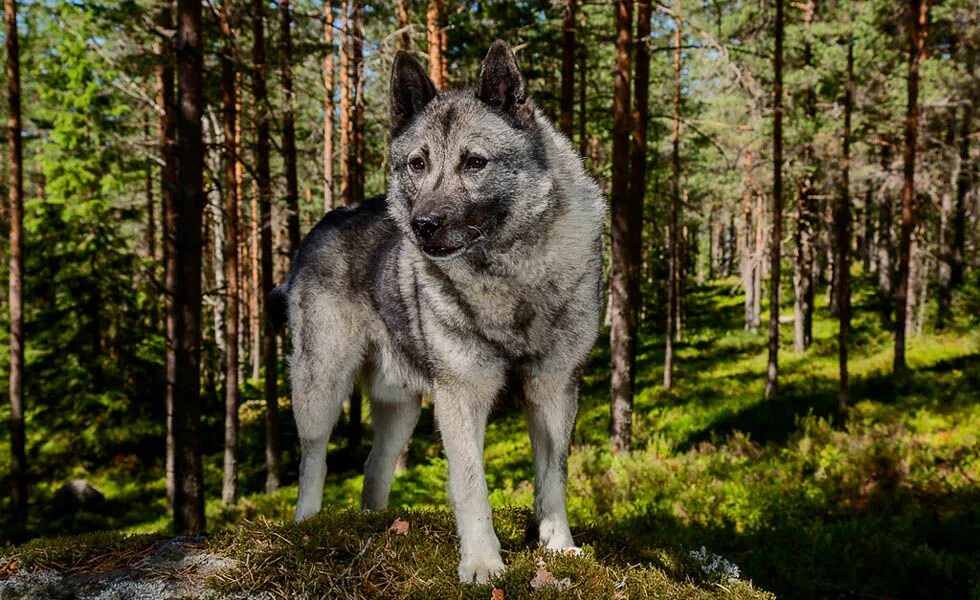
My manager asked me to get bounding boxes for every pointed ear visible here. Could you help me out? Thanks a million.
[476,40,534,127]
[390,52,437,136]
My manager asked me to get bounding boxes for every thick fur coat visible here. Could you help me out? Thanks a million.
[272,41,605,583]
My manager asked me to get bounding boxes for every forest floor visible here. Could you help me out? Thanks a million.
[2,275,978,598]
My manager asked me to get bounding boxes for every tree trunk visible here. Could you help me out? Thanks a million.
[280,0,300,258]
[396,0,411,51]
[792,0,816,354]
[753,192,765,328]
[426,0,444,90]
[156,2,179,512]
[895,0,928,376]
[5,0,27,532]
[253,0,280,493]
[765,0,784,400]
[559,0,576,139]
[836,39,853,413]
[219,0,240,507]
[951,50,975,291]
[937,109,958,328]
[609,0,634,453]
[578,12,588,159]
[741,148,755,330]
[250,179,261,381]
[323,0,335,212]
[348,0,365,450]
[173,0,206,535]
[876,145,894,308]
[664,3,681,391]
[339,1,351,205]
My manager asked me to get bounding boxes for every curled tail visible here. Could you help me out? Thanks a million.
[267,284,289,333]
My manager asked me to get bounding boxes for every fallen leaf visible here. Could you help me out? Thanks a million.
[3,561,17,573]
[530,568,572,592]
[530,568,556,590]
[388,517,410,535]
[491,588,505,600]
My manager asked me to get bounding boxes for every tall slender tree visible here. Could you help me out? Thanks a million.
[156,1,179,512]
[280,0,300,257]
[894,0,928,375]
[793,0,817,354]
[426,0,445,90]
[323,0,335,211]
[560,0,576,139]
[609,0,634,453]
[219,0,240,507]
[338,1,351,205]
[837,38,854,412]
[396,0,411,51]
[253,0,280,493]
[578,12,588,159]
[173,0,206,535]
[664,3,681,390]
[5,0,27,530]
[765,0,785,400]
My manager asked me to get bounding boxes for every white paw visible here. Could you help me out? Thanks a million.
[458,553,505,584]
[539,519,576,551]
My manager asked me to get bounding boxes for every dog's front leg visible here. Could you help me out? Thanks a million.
[524,370,579,551]
[434,379,504,584]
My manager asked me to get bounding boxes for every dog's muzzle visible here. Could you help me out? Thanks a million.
[411,211,481,258]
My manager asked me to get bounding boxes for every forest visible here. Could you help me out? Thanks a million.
[0,0,978,597]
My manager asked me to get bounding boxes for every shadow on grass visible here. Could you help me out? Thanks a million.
[589,482,980,599]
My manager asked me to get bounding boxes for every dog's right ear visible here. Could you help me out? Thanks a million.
[390,52,437,137]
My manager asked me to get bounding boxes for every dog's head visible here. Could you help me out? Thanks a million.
[386,40,554,263]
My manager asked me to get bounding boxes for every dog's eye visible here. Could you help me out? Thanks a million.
[409,156,426,172]
[464,156,487,172]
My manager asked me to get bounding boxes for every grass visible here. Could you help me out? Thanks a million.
[2,274,979,598]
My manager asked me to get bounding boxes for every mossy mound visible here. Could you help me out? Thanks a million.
[1,507,772,599]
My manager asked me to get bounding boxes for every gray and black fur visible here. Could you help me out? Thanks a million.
[273,40,605,583]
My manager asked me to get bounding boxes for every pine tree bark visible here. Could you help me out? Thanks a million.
[578,12,588,159]
[895,0,928,376]
[339,1,351,205]
[951,49,974,291]
[173,0,206,535]
[792,0,816,354]
[559,0,576,139]
[426,0,444,90]
[156,1,179,512]
[253,0,280,493]
[348,0,365,450]
[609,0,634,453]
[765,0,785,400]
[5,0,27,531]
[280,0,300,258]
[741,148,756,330]
[396,0,411,51]
[836,39,853,413]
[664,4,681,391]
[323,0,335,211]
[219,0,240,507]
[937,109,957,328]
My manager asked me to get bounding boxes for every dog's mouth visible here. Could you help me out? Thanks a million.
[419,226,486,260]
[421,243,466,258]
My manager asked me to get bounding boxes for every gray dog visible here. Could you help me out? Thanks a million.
[270,40,605,583]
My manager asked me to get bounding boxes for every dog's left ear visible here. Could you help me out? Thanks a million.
[390,51,438,137]
[477,40,534,128]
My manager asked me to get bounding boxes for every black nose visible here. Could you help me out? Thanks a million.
[411,212,444,241]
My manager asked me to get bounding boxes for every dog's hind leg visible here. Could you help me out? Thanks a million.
[524,370,579,551]
[290,296,365,522]
[361,374,421,511]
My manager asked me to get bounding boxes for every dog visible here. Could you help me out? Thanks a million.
[269,40,605,584]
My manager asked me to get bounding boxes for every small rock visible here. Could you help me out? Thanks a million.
[55,479,106,511]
